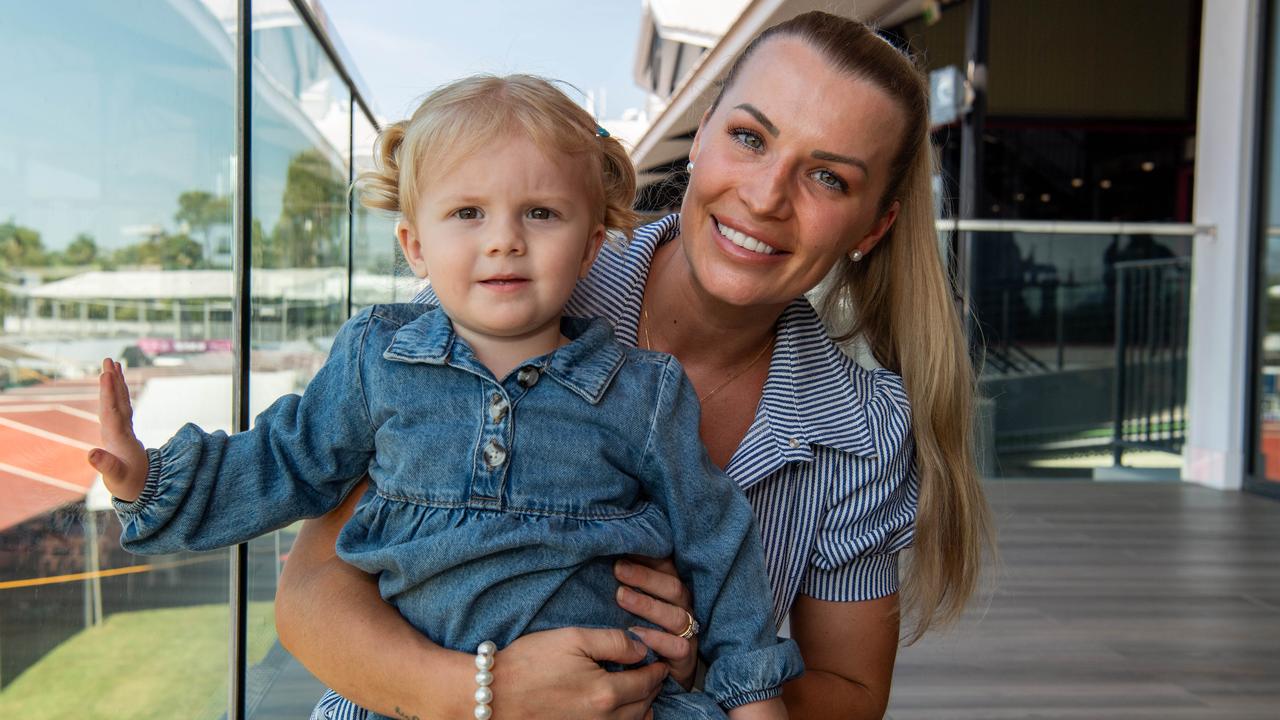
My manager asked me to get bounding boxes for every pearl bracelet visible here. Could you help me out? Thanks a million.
[473,640,497,720]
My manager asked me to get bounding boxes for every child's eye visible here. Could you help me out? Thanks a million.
[812,169,848,193]
[453,207,482,220]
[729,128,764,151]
[527,207,558,220]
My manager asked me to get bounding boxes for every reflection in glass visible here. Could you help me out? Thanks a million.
[353,111,414,309]
[0,2,236,717]
[1257,0,1280,487]
[245,3,352,716]
[951,228,1192,476]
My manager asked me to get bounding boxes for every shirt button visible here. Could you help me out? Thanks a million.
[788,437,800,448]
[483,438,507,468]
[489,393,509,424]
[517,366,540,388]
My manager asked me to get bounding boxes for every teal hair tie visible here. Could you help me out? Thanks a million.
[595,125,610,138]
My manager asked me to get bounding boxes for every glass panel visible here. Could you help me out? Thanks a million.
[951,227,1192,477]
[244,3,351,716]
[352,111,414,309]
[0,2,235,717]
[1256,2,1280,489]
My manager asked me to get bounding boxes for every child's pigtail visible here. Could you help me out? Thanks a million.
[357,120,409,214]
[598,134,639,243]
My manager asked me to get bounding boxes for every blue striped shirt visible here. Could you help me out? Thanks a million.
[308,214,918,720]
[567,215,917,627]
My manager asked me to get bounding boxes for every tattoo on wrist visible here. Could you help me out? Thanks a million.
[393,707,420,720]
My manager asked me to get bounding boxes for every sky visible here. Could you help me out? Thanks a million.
[321,0,649,123]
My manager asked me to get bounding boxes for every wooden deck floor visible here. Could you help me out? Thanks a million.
[886,480,1280,720]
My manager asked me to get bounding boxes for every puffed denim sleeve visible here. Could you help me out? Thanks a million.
[639,358,804,710]
[112,308,378,554]
[802,368,918,601]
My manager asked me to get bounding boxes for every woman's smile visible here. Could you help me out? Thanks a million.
[712,215,787,259]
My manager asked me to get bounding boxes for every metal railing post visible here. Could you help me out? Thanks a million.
[230,0,252,716]
[1113,266,1127,467]
[1056,283,1065,370]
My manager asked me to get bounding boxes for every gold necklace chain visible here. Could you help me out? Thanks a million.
[641,306,772,403]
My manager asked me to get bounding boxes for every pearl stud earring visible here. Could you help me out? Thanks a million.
[849,249,864,262]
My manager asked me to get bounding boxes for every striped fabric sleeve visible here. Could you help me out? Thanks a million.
[801,368,919,602]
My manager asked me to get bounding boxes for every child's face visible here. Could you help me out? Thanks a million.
[397,134,605,345]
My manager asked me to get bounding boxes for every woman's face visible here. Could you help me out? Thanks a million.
[680,36,906,309]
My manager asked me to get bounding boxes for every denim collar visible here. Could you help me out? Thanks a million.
[382,304,625,405]
[638,215,877,461]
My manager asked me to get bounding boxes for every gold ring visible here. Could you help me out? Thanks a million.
[677,611,700,640]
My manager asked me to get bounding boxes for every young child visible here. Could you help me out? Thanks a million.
[89,75,801,720]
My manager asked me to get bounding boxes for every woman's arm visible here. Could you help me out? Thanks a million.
[275,479,469,718]
[782,593,900,719]
[275,479,669,719]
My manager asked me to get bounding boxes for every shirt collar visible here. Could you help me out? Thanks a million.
[382,304,625,405]
[763,299,877,460]
[643,215,878,460]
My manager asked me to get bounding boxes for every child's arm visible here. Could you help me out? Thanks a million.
[637,358,803,714]
[728,698,788,720]
[90,310,378,554]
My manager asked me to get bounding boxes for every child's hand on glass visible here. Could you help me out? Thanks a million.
[88,358,149,502]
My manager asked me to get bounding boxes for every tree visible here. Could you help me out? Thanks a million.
[272,149,347,269]
[175,191,230,264]
[0,219,46,268]
[63,233,98,265]
[111,231,203,270]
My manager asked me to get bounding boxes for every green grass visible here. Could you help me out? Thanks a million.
[0,602,276,720]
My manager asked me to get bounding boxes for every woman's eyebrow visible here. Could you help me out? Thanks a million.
[812,150,869,177]
[734,103,778,137]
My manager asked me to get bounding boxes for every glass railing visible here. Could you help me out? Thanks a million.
[938,219,1205,477]
[0,1,389,718]
[0,2,239,716]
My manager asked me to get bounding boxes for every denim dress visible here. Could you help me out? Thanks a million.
[113,303,803,718]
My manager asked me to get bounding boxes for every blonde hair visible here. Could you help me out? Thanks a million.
[715,12,993,644]
[357,74,638,237]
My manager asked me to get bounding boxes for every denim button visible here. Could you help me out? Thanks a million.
[483,439,507,467]
[489,393,509,424]
[517,366,540,388]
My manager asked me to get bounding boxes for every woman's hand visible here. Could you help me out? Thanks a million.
[494,627,668,719]
[279,495,669,720]
[614,555,699,689]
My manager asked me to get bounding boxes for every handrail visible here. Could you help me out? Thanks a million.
[937,219,1213,237]
[0,554,224,591]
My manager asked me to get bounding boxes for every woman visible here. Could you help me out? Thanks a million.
[275,12,991,719]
